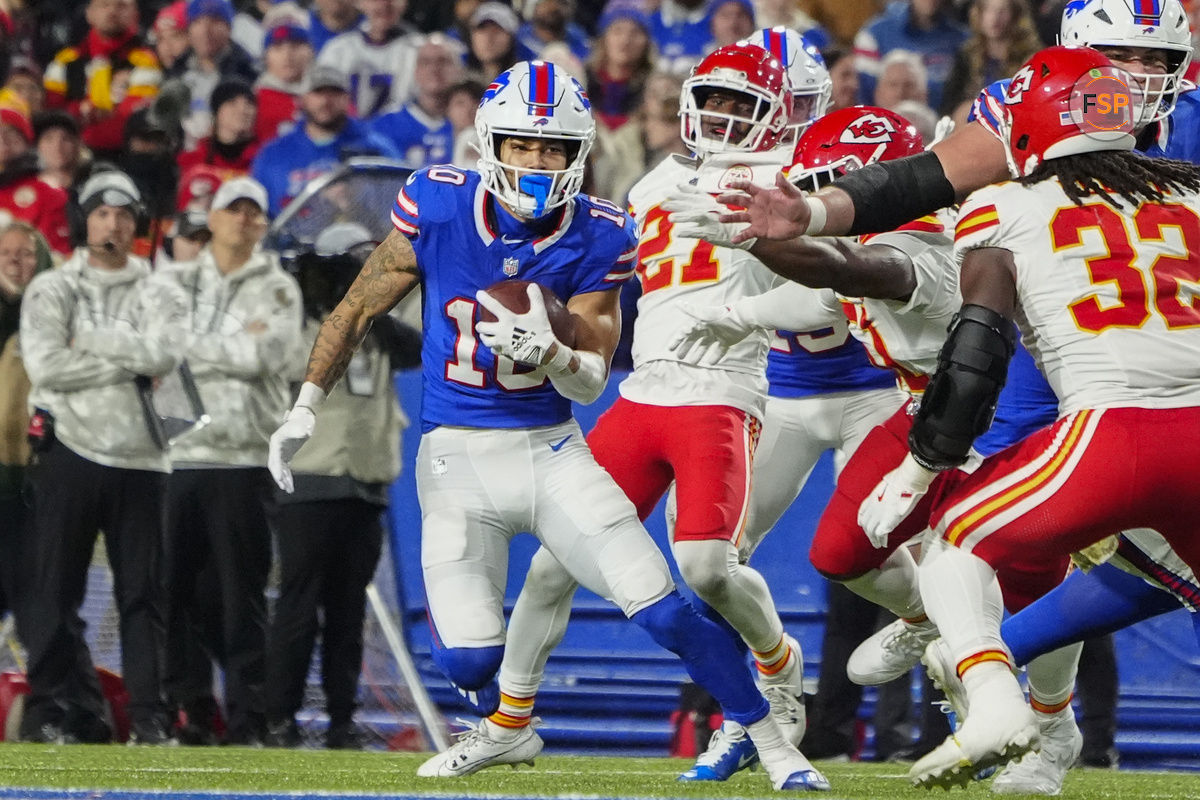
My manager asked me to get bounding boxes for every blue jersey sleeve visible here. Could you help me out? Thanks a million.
[572,195,639,296]
[390,168,422,239]
[968,79,1009,141]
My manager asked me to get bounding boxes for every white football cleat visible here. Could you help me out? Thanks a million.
[923,638,969,725]
[848,617,939,686]
[909,682,1039,790]
[678,721,760,781]
[991,708,1083,795]
[760,635,807,746]
[416,718,543,778]
[759,743,832,792]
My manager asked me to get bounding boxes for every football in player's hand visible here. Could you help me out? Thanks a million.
[481,279,578,348]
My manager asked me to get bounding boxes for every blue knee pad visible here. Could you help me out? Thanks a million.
[632,591,768,727]
[430,643,503,716]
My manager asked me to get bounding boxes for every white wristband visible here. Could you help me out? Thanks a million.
[897,452,939,490]
[803,196,827,236]
[296,381,327,410]
[543,342,575,376]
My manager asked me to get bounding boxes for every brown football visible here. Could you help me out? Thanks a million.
[480,279,578,348]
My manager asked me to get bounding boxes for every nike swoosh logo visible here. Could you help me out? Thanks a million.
[501,235,524,244]
[737,751,758,769]
[549,435,572,452]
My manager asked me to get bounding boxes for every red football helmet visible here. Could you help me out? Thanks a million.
[680,44,794,158]
[786,106,924,192]
[1000,45,1136,177]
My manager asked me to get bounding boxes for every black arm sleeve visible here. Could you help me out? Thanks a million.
[834,151,957,236]
[909,304,1016,471]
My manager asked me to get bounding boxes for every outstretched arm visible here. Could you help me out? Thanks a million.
[708,121,1008,240]
[270,229,420,492]
[750,237,916,301]
[305,228,420,392]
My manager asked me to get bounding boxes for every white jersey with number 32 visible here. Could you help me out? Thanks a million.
[955,178,1200,414]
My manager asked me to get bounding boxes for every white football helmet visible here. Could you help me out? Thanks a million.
[741,26,832,138]
[1059,0,1193,127]
[474,60,595,218]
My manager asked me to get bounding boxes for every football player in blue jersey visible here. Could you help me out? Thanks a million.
[266,60,829,791]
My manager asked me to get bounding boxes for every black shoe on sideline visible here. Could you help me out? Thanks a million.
[265,719,301,748]
[325,722,362,750]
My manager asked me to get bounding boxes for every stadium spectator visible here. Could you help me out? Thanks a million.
[307,0,364,54]
[161,175,304,747]
[706,0,758,53]
[317,0,420,118]
[586,1,656,131]
[854,0,967,111]
[177,79,261,176]
[151,1,191,72]
[649,0,714,74]
[158,208,211,266]
[442,0,483,44]
[165,0,258,148]
[516,0,591,61]
[823,45,860,110]
[176,162,226,214]
[232,0,275,60]
[0,222,52,621]
[5,56,45,115]
[447,79,484,168]
[796,0,882,48]
[937,0,1040,118]
[253,7,314,141]
[0,91,71,254]
[34,110,86,191]
[872,49,929,109]
[464,3,534,85]
[752,0,830,49]
[264,223,419,750]
[591,70,686,206]
[43,0,162,161]
[118,103,185,243]
[252,65,400,218]
[18,169,187,745]
[370,34,464,169]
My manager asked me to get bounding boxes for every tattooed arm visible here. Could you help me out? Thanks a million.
[305,228,421,392]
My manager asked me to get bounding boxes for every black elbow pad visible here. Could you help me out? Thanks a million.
[836,151,956,236]
[909,304,1016,470]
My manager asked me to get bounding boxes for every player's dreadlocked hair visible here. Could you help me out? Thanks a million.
[1020,151,1200,208]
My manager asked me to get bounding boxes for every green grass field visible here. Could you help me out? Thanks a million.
[0,745,1197,800]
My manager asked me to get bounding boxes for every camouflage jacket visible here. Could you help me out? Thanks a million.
[21,249,187,472]
[163,248,304,467]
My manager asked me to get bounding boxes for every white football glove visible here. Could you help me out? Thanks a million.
[269,406,315,493]
[668,301,755,366]
[476,284,557,367]
[268,382,325,493]
[660,183,756,250]
[857,454,939,548]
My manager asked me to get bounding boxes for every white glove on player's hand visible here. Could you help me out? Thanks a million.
[668,301,755,366]
[857,454,939,548]
[268,405,316,493]
[661,183,756,250]
[475,284,558,367]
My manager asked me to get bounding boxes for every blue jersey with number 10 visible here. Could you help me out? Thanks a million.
[392,166,638,432]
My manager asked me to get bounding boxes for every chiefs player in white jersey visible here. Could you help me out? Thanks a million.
[469,44,834,785]
[668,104,964,697]
[844,46,1200,789]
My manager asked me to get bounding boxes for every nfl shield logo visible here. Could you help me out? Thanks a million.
[503,256,520,276]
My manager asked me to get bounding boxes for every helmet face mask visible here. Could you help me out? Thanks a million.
[681,44,794,158]
[475,61,596,218]
[740,27,833,141]
[787,105,924,190]
[1058,0,1193,127]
